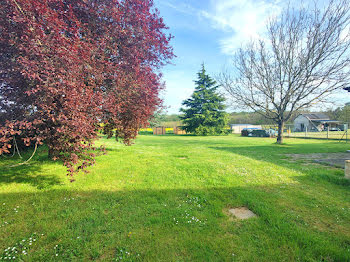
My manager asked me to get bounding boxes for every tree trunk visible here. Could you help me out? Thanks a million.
[48,147,56,160]
[277,120,284,144]
[48,140,58,160]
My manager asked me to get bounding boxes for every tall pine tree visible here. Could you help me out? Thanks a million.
[180,65,227,135]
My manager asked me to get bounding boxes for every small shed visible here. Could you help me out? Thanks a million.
[230,124,262,134]
[153,126,166,135]
[293,113,340,132]
[174,126,186,135]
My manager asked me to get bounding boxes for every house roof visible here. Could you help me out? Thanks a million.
[301,113,330,121]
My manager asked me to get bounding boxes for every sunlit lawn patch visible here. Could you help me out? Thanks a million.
[0,135,350,261]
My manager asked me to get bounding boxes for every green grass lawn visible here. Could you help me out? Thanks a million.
[1,135,350,261]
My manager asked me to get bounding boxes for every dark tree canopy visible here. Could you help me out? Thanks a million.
[0,0,173,179]
[180,65,227,135]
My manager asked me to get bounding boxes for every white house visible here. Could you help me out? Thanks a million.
[230,124,262,134]
[293,113,340,132]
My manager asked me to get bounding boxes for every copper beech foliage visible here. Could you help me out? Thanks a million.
[0,0,173,180]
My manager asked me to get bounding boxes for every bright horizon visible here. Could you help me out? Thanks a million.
[155,0,350,114]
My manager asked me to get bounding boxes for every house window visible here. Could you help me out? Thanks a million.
[301,123,305,131]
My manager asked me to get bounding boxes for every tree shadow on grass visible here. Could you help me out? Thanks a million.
[0,148,63,189]
[0,167,63,189]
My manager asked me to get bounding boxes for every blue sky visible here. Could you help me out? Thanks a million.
[154,0,282,114]
[154,0,349,114]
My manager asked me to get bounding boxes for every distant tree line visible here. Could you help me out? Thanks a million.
[326,103,350,123]
[227,112,280,125]
[149,112,182,128]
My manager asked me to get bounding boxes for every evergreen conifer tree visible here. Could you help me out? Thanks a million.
[180,65,227,135]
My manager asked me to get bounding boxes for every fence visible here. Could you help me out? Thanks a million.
[284,126,349,141]
[139,127,186,135]
[153,127,166,135]
[173,126,187,135]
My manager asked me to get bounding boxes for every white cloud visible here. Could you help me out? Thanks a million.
[201,0,282,55]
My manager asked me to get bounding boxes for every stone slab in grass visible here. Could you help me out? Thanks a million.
[229,207,257,220]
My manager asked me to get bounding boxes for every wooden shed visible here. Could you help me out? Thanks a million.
[174,126,186,135]
[153,126,166,135]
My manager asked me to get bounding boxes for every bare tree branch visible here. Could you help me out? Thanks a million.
[217,0,350,143]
